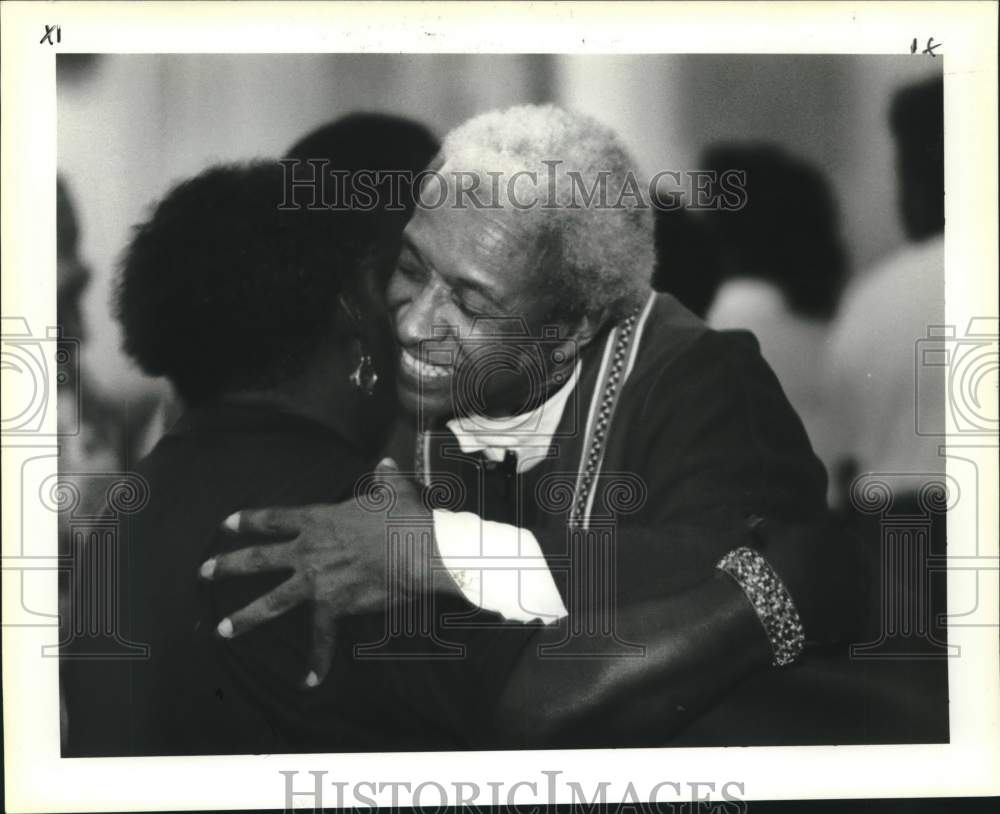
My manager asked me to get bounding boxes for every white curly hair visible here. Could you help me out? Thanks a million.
[436,104,654,322]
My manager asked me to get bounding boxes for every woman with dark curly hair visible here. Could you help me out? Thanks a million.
[61,143,539,754]
[114,162,398,447]
[702,143,849,479]
[60,162,385,754]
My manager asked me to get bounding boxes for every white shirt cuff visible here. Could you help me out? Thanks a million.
[432,510,568,623]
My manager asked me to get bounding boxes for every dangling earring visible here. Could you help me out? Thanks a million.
[349,339,379,396]
[339,294,379,396]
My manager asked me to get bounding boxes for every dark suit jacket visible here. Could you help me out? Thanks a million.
[409,293,946,745]
[417,294,830,608]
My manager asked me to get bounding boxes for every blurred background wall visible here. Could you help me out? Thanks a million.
[57,53,940,398]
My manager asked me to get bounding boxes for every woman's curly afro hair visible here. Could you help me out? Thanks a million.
[115,161,351,404]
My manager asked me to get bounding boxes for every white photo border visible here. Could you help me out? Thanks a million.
[2,1,997,812]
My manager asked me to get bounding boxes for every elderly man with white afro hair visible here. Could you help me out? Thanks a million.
[210,102,864,750]
[433,104,655,323]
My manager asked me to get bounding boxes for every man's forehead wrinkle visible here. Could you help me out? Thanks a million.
[402,213,499,301]
[471,214,525,256]
[464,214,548,295]
[421,202,538,260]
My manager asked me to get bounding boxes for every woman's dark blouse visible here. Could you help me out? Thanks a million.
[62,403,534,756]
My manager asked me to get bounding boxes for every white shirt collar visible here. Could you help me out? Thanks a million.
[445,360,581,474]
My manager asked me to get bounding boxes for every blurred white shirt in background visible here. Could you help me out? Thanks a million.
[826,235,946,484]
[707,277,840,482]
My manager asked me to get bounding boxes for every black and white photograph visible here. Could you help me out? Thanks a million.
[2,2,998,812]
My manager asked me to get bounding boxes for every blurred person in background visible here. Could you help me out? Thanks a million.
[59,176,177,468]
[285,112,442,302]
[57,176,118,751]
[826,75,945,501]
[57,176,165,750]
[57,177,126,478]
[650,205,725,318]
[823,76,948,669]
[702,144,848,478]
[663,128,945,744]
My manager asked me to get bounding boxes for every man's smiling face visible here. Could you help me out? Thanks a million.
[386,200,579,423]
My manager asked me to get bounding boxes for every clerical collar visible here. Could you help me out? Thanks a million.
[445,360,582,474]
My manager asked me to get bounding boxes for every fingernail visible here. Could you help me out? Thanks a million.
[378,457,397,470]
[199,558,216,580]
[304,671,319,688]
[222,512,240,532]
[216,618,234,639]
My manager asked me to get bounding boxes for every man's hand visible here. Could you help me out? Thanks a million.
[199,458,434,685]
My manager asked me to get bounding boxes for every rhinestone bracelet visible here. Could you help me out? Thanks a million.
[717,546,805,667]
